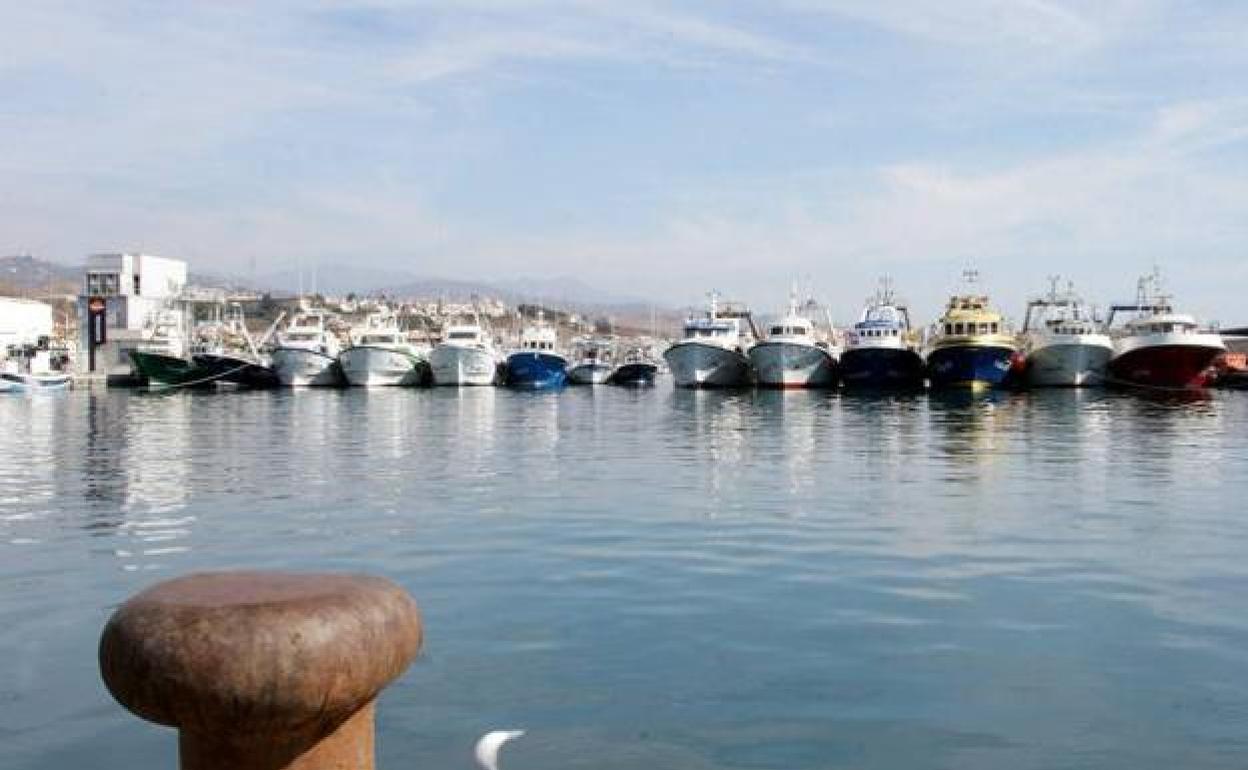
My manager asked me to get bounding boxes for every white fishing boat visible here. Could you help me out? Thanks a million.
[567,337,615,385]
[748,291,837,389]
[1,345,72,392]
[270,309,344,387]
[663,292,756,388]
[429,320,501,386]
[339,309,429,387]
[1021,278,1114,387]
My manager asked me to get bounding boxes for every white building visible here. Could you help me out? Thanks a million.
[0,297,54,353]
[76,253,189,375]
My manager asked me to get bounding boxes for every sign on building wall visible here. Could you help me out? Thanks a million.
[87,296,107,372]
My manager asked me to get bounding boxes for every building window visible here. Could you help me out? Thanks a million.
[86,272,121,296]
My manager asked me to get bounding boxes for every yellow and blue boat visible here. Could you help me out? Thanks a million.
[925,279,1019,390]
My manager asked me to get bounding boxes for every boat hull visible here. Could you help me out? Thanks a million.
[1025,341,1113,387]
[192,354,280,389]
[506,351,568,389]
[664,342,752,388]
[271,347,345,387]
[568,362,613,385]
[608,362,657,387]
[130,351,216,388]
[0,372,72,392]
[748,341,837,389]
[429,345,498,386]
[1108,342,1223,389]
[839,346,925,390]
[339,346,429,387]
[926,343,1016,389]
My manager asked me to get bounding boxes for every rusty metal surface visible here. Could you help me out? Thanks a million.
[99,571,422,770]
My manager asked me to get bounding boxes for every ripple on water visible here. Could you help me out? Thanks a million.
[1,388,1248,769]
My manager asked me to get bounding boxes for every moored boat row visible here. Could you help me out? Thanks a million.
[661,270,1228,391]
[99,270,1232,395]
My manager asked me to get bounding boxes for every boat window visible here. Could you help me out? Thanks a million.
[954,323,964,335]
[771,326,785,336]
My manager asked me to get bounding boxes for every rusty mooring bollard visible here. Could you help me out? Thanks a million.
[99,571,423,770]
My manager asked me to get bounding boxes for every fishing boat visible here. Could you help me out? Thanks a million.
[607,347,658,386]
[1,344,72,392]
[663,292,756,388]
[839,281,925,390]
[1106,271,1225,389]
[130,349,216,388]
[339,309,430,387]
[270,309,344,387]
[925,271,1019,390]
[505,310,569,389]
[567,337,615,385]
[429,320,501,386]
[1021,277,1113,387]
[748,291,837,389]
[128,308,217,388]
[191,304,279,389]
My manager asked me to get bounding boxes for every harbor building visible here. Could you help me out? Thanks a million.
[76,253,189,376]
[0,296,55,353]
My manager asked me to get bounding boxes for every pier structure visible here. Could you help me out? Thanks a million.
[76,253,189,377]
[98,571,422,770]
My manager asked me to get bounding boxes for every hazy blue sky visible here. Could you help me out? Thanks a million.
[2,1,1247,320]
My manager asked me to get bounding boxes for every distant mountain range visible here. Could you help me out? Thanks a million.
[251,263,647,307]
[0,255,667,317]
[0,254,80,294]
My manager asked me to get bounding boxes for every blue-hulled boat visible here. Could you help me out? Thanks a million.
[505,312,568,389]
[925,273,1019,390]
[840,282,925,390]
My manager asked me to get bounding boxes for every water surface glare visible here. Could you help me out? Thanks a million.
[3,387,1248,769]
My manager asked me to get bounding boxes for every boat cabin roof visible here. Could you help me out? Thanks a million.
[768,315,814,338]
[1125,313,1198,331]
[940,294,1003,324]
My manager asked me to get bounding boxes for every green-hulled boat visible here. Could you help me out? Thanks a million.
[129,350,216,389]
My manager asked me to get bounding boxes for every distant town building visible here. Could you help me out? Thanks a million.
[0,297,54,353]
[76,253,189,375]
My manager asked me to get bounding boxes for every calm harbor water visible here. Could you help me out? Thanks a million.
[3,385,1248,769]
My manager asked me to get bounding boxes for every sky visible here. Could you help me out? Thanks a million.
[2,1,1247,321]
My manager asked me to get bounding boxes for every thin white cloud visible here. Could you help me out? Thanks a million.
[783,0,1118,52]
